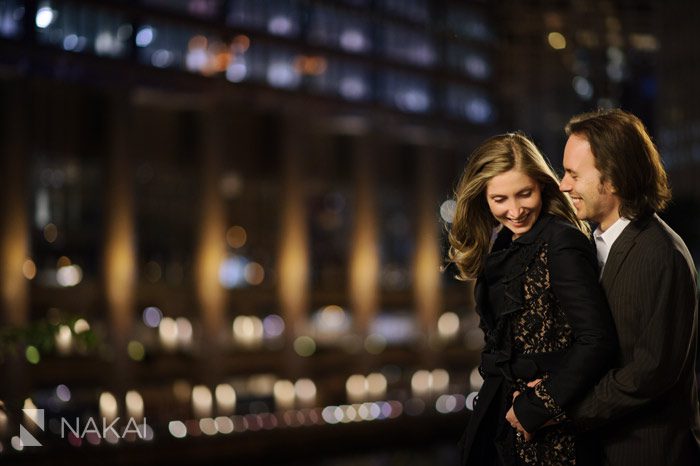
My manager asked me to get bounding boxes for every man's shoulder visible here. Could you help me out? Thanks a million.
[631,215,695,269]
[636,215,683,248]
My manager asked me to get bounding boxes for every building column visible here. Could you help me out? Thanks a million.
[0,81,29,328]
[194,107,227,353]
[0,80,30,409]
[413,146,442,340]
[103,94,136,379]
[278,118,309,340]
[349,136,379,336]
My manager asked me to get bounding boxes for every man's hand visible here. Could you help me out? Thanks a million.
[507,391,534,441]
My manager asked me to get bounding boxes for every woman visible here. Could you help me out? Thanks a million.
[448,132,616,465]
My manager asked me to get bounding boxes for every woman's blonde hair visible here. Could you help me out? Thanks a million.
[448,132,588,280]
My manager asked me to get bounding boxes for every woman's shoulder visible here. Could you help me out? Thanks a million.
[542,216,591,248]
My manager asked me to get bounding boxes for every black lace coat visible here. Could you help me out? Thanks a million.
[461,214,617,466]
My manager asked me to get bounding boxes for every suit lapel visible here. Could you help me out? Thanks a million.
[600,217,651,291]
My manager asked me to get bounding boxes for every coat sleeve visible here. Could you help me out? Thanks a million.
[513,226,617,432]
[569,247,698,430]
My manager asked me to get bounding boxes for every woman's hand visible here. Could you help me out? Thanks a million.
[507,391,534,441]
[508,380,560,440]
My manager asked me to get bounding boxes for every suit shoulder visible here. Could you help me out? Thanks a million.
[636,216,695,270]
[637,217,685,253]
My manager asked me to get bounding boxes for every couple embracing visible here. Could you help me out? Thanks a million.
[450,108,700,465]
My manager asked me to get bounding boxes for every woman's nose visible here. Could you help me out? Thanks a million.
[507,201,522,217]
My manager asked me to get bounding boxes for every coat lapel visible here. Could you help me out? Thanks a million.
[600,217,649,291]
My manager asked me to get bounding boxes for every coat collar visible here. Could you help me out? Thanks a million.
[512,212,555,245]
[600,213,654,291]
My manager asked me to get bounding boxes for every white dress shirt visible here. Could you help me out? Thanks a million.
[593,216,632,273]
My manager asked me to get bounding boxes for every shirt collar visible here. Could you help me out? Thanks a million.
[594,216,632,246]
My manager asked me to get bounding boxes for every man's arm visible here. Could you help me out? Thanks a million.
[512,227,617,432]
[571,248,697,430]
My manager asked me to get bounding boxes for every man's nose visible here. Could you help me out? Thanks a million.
[559,175,572,192]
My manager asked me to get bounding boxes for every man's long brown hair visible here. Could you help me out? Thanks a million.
[566,108,671,219]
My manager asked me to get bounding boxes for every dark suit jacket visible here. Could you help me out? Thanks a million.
[571,214,700,465]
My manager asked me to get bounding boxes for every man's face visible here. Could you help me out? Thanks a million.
[559,134,620,230]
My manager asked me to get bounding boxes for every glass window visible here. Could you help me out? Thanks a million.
[218,115,280,300]
[378,0,430,24]
[35,1,132,58]
[266,47,302,89]
[380,71,432,114]
[447,44,492,81]
[28,87,105,318]
[184,33,238,77]
[308,5,373,54]
[266,0,300,38]
[445,8,494,43]
[0,0,24,39]
[226,0,265,31]
[375,146,415,293]
[381,23,436,67]
[134,109,198,300]
[225,34,266,84]
[337,0,371,7]
[444,85,496,124]
[306,135,352,292]
[307,58,372,102]
[227,0,301,38]
[142,0,224,19]
[135,21,195,70]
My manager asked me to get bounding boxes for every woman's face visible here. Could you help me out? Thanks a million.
[485,169,543,239]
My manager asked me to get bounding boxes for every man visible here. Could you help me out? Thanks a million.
[557,108,700,464]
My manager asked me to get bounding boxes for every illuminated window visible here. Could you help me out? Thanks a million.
[0,0,24,39]
[227,0,300,38]
[35,1,132,58]
[381,23,436,67]
[308,5,372,54]
[444,85,495,124]
[447,45,492,81]
[142,0,224,19]
[135,21,196,70]
[267,47,302,89]
[308,58,371,102]
[225,35,266,84]
[380,72,432,114]
[445,8,493,43]
[28,89,105,294]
